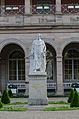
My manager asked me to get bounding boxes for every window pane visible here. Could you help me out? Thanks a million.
[64,59,72,79]
[9,50,25,81]
[36,0,52,14]
[18,60,25,80]
[9,50,25,59]
[74,59,79,79]
[9,60,16,80]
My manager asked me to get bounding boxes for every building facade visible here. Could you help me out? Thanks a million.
[0,0,79,95]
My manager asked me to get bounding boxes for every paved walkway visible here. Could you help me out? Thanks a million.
[0,110,79,119]
[1,97,79,119]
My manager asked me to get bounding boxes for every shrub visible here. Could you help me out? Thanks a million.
[1,89,10,104]
[0,101,3,108]
[68,88,74,103]
[74,88,76,92]
[70,90,79,107]
[8,90,13,97]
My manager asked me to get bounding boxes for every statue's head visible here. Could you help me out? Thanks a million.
[36,33,41,40]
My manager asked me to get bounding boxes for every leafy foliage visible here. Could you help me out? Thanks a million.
[8,90,13,97]
[68,88,74,103]
[0,101,3,108]
[70,90,79,107]
[1,89,10,104]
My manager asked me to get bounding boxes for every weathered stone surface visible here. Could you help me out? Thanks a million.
[29,35,48,105]
[28,74,48,105]
[29,34,46,74]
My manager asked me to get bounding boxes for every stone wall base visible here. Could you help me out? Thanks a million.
[28,98,48,105]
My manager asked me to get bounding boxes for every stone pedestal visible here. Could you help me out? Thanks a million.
[28,72,48,105]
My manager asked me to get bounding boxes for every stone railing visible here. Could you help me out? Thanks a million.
[32,5,56,14]
[61,4,79,14]
[47,83,56,89]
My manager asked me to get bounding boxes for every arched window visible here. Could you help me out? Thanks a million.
[9,50,25,80]
[64,49,79,80]
[46,50,54,80]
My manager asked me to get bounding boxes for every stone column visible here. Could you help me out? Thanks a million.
[0,60,6,93]
[25,48,30,95]
[56,55,64,95]
[56,0,61,14]
[25,0,31,14]
[1,0,5,16]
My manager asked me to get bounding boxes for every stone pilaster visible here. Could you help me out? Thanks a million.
[25,0,31,14]
[25,48,30,95]
[56,56,64,95]
[0,60,6,93]
[1,0,5,16]
[25,57,30,95]
[56,0,61,14]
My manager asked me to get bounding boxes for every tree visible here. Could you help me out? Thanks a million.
[68,88,74,103]
[0,101,3,108]
[8,90,13,97]
[1,89,10,104]
[70,90,79,107]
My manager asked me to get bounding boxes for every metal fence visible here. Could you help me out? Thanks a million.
[32,5,56,14]
[0,5,25,15]
[61,4,79,14]
[0,4,79,16]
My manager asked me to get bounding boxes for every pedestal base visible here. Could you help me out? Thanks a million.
[28,73,48,105]
[28,98,48,105]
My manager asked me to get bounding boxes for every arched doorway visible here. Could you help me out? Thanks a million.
[63,43,79,94]
[46,43,56,94]
[0,43,26,94]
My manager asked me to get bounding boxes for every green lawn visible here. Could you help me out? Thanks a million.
[44,106,79,111]
[3,101,69,105]
[0,107,28,111]
[4,102,28,105]
[48,101,69,104]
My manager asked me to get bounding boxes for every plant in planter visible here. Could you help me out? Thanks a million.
[8,84,17,94]
[71,82,79,93]
[8,84,17,89]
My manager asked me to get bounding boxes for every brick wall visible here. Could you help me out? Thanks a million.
[61,0,79,4]
[32,0,55,5]
[5,0,25,5]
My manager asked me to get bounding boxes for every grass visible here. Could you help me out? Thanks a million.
[0,107,28,111]
[3,101,69,105]
[43,106,79,111]
[4,102,28,105]
[10,95,29,98]
[48,101,69,104]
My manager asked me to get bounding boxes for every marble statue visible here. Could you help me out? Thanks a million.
[29,34,46,73]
